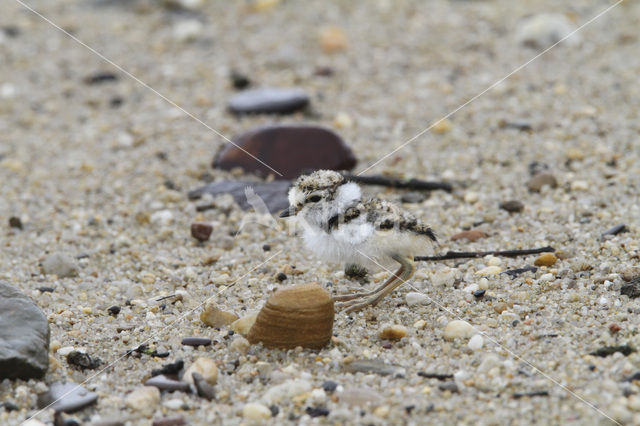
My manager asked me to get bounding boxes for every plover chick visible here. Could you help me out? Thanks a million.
[280,170,436,313]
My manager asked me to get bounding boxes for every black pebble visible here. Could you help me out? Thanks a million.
[276,272,287,282]
[151,360,184,377]
[405,405,415,414]
[473,289,486,298]
[108,305,121,316]
[601,224,628,238]
[84,71,118,85]
[262,244,271,251]
[38,286,55,293]
[321,380,338,393]
[2,26,20,38]
[306,407,330,418]
[66,351,102,370]
[269,405,279,417]
[8,216,22,229]
[181,337,212,347]
[230,70,251,90]
[0,401,18,411]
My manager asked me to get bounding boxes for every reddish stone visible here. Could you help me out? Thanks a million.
[213,124,357,179]
[191,222,213,241]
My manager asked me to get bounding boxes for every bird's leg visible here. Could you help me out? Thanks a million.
[336,255,415,314]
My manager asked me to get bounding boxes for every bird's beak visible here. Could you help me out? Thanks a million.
[279,207,294,218]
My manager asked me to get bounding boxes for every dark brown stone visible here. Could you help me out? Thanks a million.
[181,337,211,347]
[213,124,357,179]
[499,200,524,213]
[190,222,213,242]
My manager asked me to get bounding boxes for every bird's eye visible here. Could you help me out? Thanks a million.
[306,195,322,203]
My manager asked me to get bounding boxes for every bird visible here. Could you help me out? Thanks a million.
[279,170,437,313]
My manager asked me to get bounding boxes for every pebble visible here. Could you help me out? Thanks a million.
[66,351,102,370]
[41,252,78,278]
[229,336,250,353]
[468,334,484,351]
[345,359,406,377]
[230,313,258,335]
[602,224,628,238]
[516,13,579,49]
[190,222,213,242]
[322,380,338,393]
[181,337,211,347]
[144,375,190,392]
[262,380,312,405]
[463,191,479,204]
[432,118,452,134]
[152,416,186,426]
[527,172,558,192]
[499,200,524,213]
[228,88,309,115]
[150,210,174,227]
[443,320,474,341]
[534,253,557,267]
[83,71,118,85]
[242,402,272,420]
[475,266,502,276]
[151,360,184,377]
[400,192,427,204]
[172,19,203,42]
[493,303,507,314]
[192,372,216,401]
[38,382,98,413]
[8,216,22,229]
[319,26,347,53]
[213,124,357,180]
[125,386,160,417]
[306,406,330,417]
[621,277,640,299]
[405,292,429,306]
[200,302,239,328]
[338,387,384,407]
[183,358,218,385]
[473,289,486,298]
[379,325,408,341]
[108,305,121,316]
[451,229,486,242]
[0,282,49,379]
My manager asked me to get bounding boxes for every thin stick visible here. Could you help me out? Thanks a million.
[342,173,453,192]
[414,246,555,262]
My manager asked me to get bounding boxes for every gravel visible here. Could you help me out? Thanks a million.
[2,0,640,425]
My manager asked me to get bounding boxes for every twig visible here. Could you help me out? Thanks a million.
[343,173,453,192]
[415,246,555,262]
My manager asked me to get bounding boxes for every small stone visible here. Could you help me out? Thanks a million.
[228,88,308,115]
[443,320,474,341]
[468,334,484,351]
[493,303,507,314]
[212,125,357,180]
[190,222,213,241]
[144,375,190,392]
[108,305,121,316]
[125,386,160,417]
[473,289,486,298]
[262,244,271,251]
[230,313,258,336]
[463,191,478,204]
[181,337,211,347]
[151,360,184,377]
[516,13,580,49]
[200,302,239,328]
[534,253,557,267]
[319,27,347,53]
[230,70,251,90]
[306,406,330,418]
[338,387,384,407]
[183,358,218,386]
[150,210,174,227]
[475,266,502,276]
[261,379,312,405]
[191,372,215,401]
[345,359,405,377]
[0,282,49,379]
[38,382,98,413]
[275,272,287,282]
[66,351,102,370]
[322,380,338,393]
[609,323,621,334]
[379,325,408,341]
[602,224,628,238]
[83,71,118,85]
[41,253,78,278]
[499,200,524,213]
[405,292,429,306]
[242,402,272,420]
[570,180,589,191]
[8,216,22,229]
[172,19,202,42]
[152,416,186,426]
[38,286,54,293]
[451,229,486,242]
[621,277,640,299]
[528,172,558,192]
[438,382,459,393]
[590,345,636,358]
[432,119,452,134]
[229,336,250,353]
[400,192,427,204]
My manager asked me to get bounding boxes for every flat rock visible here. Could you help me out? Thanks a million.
[38,382,98,413]
[0,282,49,379]
[528,172,558,192]
[145,375,191,392]
[499,200,524,213]
[344,359,406,377]
[337,387,384,407]
[188,180,291,213]
[41,252,78,277]
[228,88,308,114]
[212,124,357,179]
[621,277,640,299]
[515,13,579,49]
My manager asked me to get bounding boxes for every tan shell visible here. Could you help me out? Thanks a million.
[247,284,334,349]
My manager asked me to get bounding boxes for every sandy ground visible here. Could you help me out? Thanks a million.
[1,0,640,424]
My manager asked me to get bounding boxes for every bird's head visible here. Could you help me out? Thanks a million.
[279,170,361,223]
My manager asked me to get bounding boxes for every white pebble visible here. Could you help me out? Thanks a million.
[173,19,203,42]
[125,386,160,417]
[598,296,608,306]
[487,256,501,266]
[242,402,272,420]
[538,273,554,282]
[443,320,474,341]
[150,210,174,226]
[464,192,479,204]
[468,334,484,351]
[163,398,184,410]
[406,292,429,306]
[261,379,312,405]
[475,266,502,276]
[515,13,580,49]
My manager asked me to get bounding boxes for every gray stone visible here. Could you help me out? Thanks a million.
[38,382,98,413]
[0,282,49,379]
[344,359,406,378]
[41,252,78,277]
[228,88,309,115]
